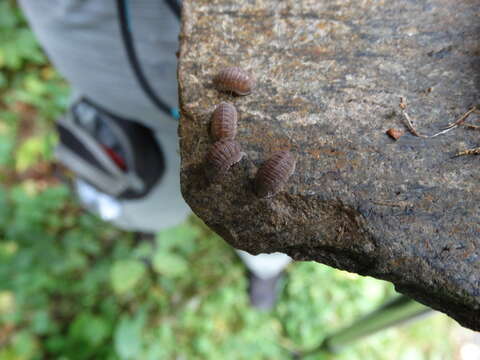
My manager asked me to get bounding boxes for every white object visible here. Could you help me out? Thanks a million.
[236,250,292,280]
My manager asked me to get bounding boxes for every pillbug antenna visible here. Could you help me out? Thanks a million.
[116,0,179,119]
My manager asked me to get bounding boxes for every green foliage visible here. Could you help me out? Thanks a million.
[0,0,68,170]
[114,311,146,360]
[0,1,45,71]
[0,184,456,360]
[0,2,456,360]
[111,260,147,294]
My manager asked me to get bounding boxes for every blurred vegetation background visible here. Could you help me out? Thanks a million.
[0,1,459,359]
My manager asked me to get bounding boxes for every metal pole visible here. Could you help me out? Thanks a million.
[300,295,432,357]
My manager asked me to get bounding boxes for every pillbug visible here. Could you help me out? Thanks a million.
[211,102,238,141]
[255,151,296,198]
[206,140,245,180]
[213,67,255,96]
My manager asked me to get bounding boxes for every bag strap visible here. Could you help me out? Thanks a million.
[56,115,145,196]
[55,144,129,196]
[116,0,179,119]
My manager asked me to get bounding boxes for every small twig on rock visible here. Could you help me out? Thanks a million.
[399,97,429,138]
[429,127,457,138]
[453,147,480,158]
[441,106,477,130]
[462,123,480,130]
[399,98,477,138]
[402,111,428,137]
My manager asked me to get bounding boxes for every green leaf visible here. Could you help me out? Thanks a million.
[156,223,199,253]
[0,186,9,228]
[0,71,6,88]
[144,342,164,360]
[0,134,14,166]
[11,331,37,359]
[24,74,46,95]
[152,252,188,277]
[70,312,110,347]
[114,314,145,360]
[15,136,45,172]
[31,310,51,335]
[0,2,19,29]
[110,260,146,294]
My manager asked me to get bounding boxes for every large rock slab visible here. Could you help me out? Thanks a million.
[178,0,480,330]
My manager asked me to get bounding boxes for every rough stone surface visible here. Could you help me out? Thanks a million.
[178,0,480,331]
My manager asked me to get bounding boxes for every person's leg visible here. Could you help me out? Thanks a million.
[18,0,180,131]
[236,250,292,280]
[236,250,292,309]
[19,0,190,231]
[20,0,290,307]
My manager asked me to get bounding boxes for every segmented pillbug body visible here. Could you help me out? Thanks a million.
[255,151,296,198]
[206,140,244,179]
[211,102,238,141]
[213,67,255,96]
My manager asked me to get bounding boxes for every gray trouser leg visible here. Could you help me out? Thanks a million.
[236,250,292,279]
[19,0,291,274]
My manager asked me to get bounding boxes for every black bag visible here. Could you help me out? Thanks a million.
[55,98,164,199]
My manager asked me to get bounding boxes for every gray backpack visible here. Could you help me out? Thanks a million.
[56,98,164,199]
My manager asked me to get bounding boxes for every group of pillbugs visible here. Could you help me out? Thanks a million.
[206,66,296,198]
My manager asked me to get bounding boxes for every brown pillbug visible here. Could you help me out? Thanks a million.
[206,140,245,180]
[211,102,238,141]
[213,67,255,96]
[255,151,296,198]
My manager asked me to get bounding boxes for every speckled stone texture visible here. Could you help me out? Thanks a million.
[178,0,480,330]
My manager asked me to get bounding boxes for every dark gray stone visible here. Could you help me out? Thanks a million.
[178,0,480,331]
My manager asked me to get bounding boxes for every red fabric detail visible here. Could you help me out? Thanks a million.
[101,145,127,171]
